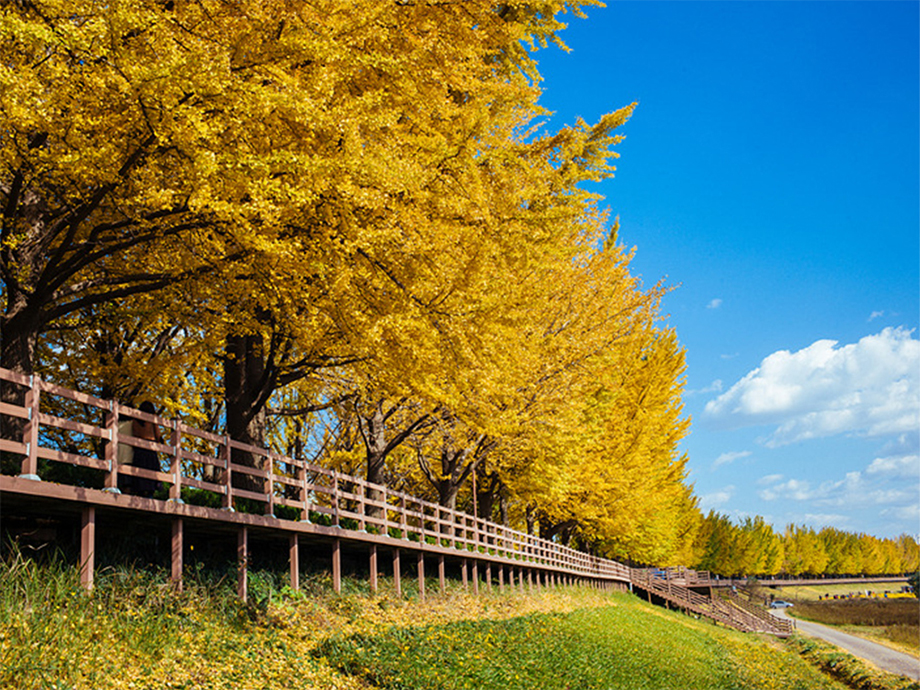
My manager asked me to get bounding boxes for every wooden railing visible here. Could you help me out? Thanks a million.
[0,367,630,583]
[0,367,805,636]
[630,567,794,636]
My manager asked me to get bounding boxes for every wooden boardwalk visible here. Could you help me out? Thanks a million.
[0,367,630,601]
[630,567,795,636]
[0,367,904,637]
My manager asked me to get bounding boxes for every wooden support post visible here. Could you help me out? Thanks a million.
[221,434,233,511]
[472,560,479,595]
[103,402,119,491]
[289,534,300,591]
[498,564,504,592]
[438,555,446,593]
[332,539,342,594]
[168,419,183,502]
[79,506,95,590]
[486,563,492,592]
[528,569,533,590]
[237,527,248,603]
[369,544,378,594]
[417,551,425,600]
[21,376,40,480]
[171,519,183,591]
[393,548,402,596]
[461,558,468,589]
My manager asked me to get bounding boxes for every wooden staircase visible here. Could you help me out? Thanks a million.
[630,568,794,637]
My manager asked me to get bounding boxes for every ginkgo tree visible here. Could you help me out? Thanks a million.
[2,0,711,565]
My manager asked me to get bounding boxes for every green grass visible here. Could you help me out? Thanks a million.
[318,594,848,690]
[0,548,905,690]
[787,635,920,690]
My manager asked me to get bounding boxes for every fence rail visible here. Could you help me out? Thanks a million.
[0,367,631,586]
[0,367,832,637]
[630,567,795,636]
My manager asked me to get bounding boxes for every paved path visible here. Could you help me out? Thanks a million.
[772,609,920,681]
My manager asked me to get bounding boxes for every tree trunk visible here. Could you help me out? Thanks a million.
[223,332,268,493]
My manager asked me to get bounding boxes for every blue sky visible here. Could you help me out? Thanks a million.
[535,1,919,540]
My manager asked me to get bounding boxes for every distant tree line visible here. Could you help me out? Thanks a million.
[690,512,919,577]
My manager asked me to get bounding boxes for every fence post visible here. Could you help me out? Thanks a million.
[266,452,275,517]
[168,419,183,503]
[290,534,300,591]
[171,519,183,591]
[221,435,233,511]
[103,400,119,492]
[417,551,425,600]
[79,506,95,590]
[369,544,378,594]
[393,547,402,596]
[297,460,310,522]
[20,376,40,480]
[237,527,248,602]
[332,538,341,593]
[400,495,408,539]
[358,480,366,532]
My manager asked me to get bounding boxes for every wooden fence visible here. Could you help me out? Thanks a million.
[0,367,631,599]
[630,567,795,636]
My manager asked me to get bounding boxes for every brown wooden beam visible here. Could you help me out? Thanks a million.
[369,544,378,594]
[79,506,95,590]
[332,538,341,594]
[417,551,425,600]
[171,518,183,591]
[393,547,401,597]
[438,555,446,593]
[237,527,248,602]
[289,534,299,591]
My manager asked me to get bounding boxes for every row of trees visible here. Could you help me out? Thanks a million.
[1,1,694,564]
[692,512,919,577]
[3,2,909,575]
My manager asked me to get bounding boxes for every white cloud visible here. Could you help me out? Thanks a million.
[759,478,814,501]
[686,379,723,397]
[803,513,852,529]
[759,465,917,513]
[757,474,784,485]
[866,453,920,478]
[869,310,885,322]
[881,503,920,522]
[700,485,734,510]
[707,298,723,310]
[712,450,752,469]
[703,327,920,447]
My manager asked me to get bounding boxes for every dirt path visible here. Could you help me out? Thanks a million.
[773,609,920,681]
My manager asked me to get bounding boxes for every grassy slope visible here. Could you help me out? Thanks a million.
[0,555,909,690]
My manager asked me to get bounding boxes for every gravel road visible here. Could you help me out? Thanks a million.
[772,608,920,681]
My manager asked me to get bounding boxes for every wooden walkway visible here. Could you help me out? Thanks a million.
[0,367,902,638]
[630,567,795,636]
[0,367,630,601]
